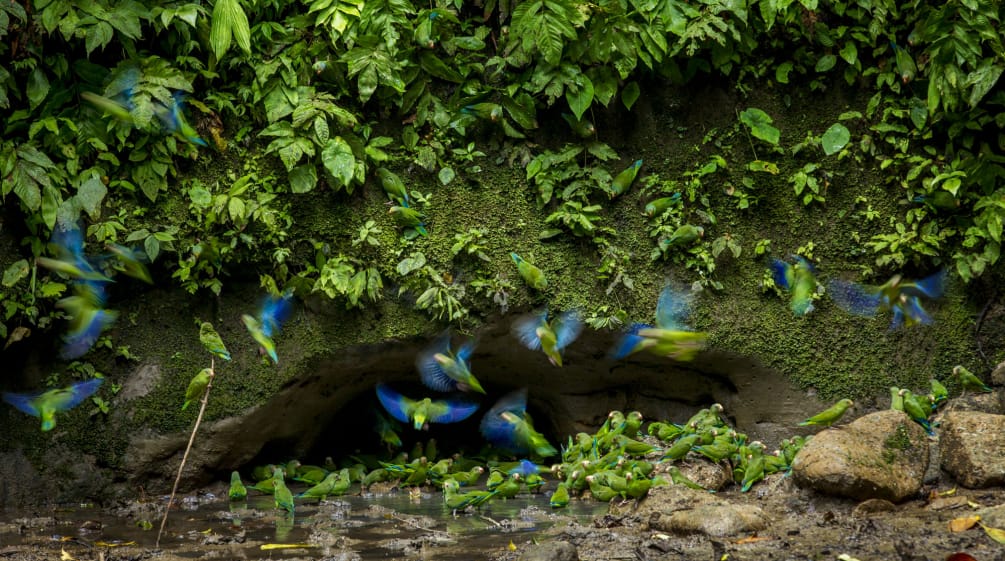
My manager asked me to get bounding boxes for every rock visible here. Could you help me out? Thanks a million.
[851,498,896,517]
[791,410,928,502]
[940,411,1005,488]
[632,484,717,522]
[657,503,769,537]
[990,360,1005,386]
[945,393,1002,415]
[518,541,579,561]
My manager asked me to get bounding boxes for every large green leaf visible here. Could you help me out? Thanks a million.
[821,123,850,156]
[210,0,251,60]
[566,75,594,121]
[739,107,780,145]
[289,164,318,194]
[322,137,356,189]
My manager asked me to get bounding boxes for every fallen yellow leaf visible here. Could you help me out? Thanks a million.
[981,523,1005,544]
[260,544,317,550]
[60,547,75,561]
[508,540,516,551]
[94,541,137,547]
[735,535,773,544]
[949,515,981,533]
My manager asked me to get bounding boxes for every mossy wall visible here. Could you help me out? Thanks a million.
[0,78,990,504]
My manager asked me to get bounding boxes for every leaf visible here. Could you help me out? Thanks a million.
[77,174,107,219]
[747,160,779,174]
[27,67,50,110]
[396,252,426,275]
[821,123,850,156]
[210,0,251,59]
[438,166,455,185]
[739,108,780,145]
[322,137,356,188]
[566,74,594,121]
[144,235,160,262]
[839,42,857,65]
[622,81,640,111]
[2,259,29,287]
[948,515,980,533]
[815,54,837,73]
[981,523,1005,544]
[289,164,318,194]
[776,62,793,84]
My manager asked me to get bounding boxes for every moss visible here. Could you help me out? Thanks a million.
[882,423,914,464]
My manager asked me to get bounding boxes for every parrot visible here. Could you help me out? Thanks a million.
[930,378,949,408]
[416,332,485,394]
[648,421,684,442]
[549,482,571,508]
[889,386,904,411]
[510,253,547,291]
[612,284,707,361]
[828,270,946,329]
[297,470,348,500]
[36,224,112,283]
[507,459,544,478]
[659,224,704,253]
[443,478,495,511]
[607,159,643,199]
[644,194,682,217]
[81,90,136,123]
[512,309,582,367]
[899,389,935,436]
[272,468,295,514]
[667,466,708,491]
[890,41,917,84]
[622,411,644,438]
[953,365,992,394]
[913,191,959,212]
[450,466,485,486]
[740,451,766,492]
[229,471,247,501]
[798,398,854,428]
[480,388,557,457]
[374,410,403,450]
[375,383,480,431]
[154,92,208,147]
[585,473,621,502]
[376,167,409,204]
[242,291,293,364]
[561,113,596,138]
[661,433,699,461]
[388,200,428,236]
[103,243,152,284]
[626,475,652,499]
[486,469,506,490]
[461,102,503,121]
[199,322,231,361]
[57,289,118,360]
[770,255,818,316]
[3,378,104,432]
[494,473,522,499]
[182,368,212,411]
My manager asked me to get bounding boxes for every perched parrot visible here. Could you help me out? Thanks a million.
[510,253,547,291]
[740,450,765,492]
[154,92,208,147]
[953,365,992,394]
[913,191,959,212]
[494,473,523,499]
[644,195,681,217]
[375,383,480,431]
[389,201,429,236]
[461,102,503,121]
[229,471,247,501]
[668,466,708,491]
[416,331,485,394]
[272,468,295,514]
[612,284,707,361]
[829,270,946,329]
[890,41,917,84]
[659,224,704,253]
[297,470,349,500]
[770,255,818,316]
[607,159,643,199]
[182,368,212,411]
[561,113,596,138]
[376,167,409,204]
[242,291,293,364]
[3,378,104,431]
[899,389,935,436]
[549,481,571,508]
[512,309,582,367]
[930,378,949,407]
[199,322,231,361]
[480,388,557,457]
[443,478,495,511]
[104,243,152,284]
[798,398,854,428]
[889,386,905,411]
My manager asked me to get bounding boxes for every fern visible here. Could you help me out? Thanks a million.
[510,0,582,66]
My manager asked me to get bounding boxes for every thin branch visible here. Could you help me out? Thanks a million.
[156,358,215,548]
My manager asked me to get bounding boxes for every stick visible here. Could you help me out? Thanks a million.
[155,358,215,547]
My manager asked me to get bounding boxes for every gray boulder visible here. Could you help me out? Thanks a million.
[940,411,1005,488]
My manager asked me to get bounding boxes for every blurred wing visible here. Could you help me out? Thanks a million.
[260,292,293,337]
[610,323,651,360]
[900,296,933,326]
[655,285,694,329]
[770,260,794,291]
[375,384,413,424]
[828,279,882,317]
[3,391,42,417]
[512,312,546,351]
[416,349,457,393]
[53,378,105,411]
[553,311,583,350]
[61,309,118,360]
[429,397,480,423]
[902,269,946,299]
[455,339,476,363]
[480,408,519,450]
[486,388,528,418]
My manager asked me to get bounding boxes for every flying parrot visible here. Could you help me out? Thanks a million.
[182,368,212,411]
[56,283,118,360]
[798,398,854,428]
[36,223,112,283]
[510,253,547,291]
[242,291,293,364]
[829,270,946,329]
[199,321,231,361]
[480,388,557,457]
[607,159,643,199]
[3,377,104,432]
[154,92,208,147]
[374,409,403,450]
[512,308,583,367]
[103,243,152,284]
[611,284,707,361]
[770,255,818,316]
[375,383,480,431]
[416,331,485,394]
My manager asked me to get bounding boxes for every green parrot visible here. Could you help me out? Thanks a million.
[668,466,708,491]
[913,191,959,212]
[416,332,485,394]
[770,255,818,316]
[512,309,583,367]
[607,159,643,199]
[899,389,935,436]
[494,473,522,499]
[648,421,685,442]
[510,253,547,291]
[889,386,904,411]
[622,411,644,438]
[740,451,765,492]
[229,471,247,501]
[659,224,704,253]
[626,476,652,499]
[585,474,620,502]
[3,378,104,432]
[272,468,295,514]
[798,398,854,428]
[890,41,917,84]
[376,167,409,204]
[461,102,503,121]
[486,469,506,490]
[930,378,949,407]
[375,384,480,431]
[388,202,429,236]
[199,322,231,361]
[443,478,495,511]
[549,482,571,508]
[561,113,596,138]
[644,195,681,217]
[953,365,992,394]
[181,368,212,411]
[480,388,558,457]
[104,243,153,284]
[374,410,403,450]
[450,466,484,486]
[661,433,699,461]
[81,90,135,123]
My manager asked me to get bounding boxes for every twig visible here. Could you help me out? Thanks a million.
[156,358,215,547]
[479,515,501,527]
